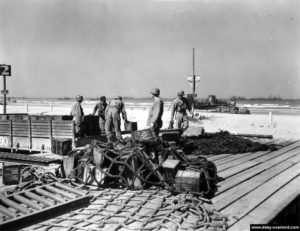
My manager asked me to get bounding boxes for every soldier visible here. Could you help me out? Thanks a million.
[70,95,84,137]
[92,96,108,134]
[105,96,127,142]
[169,90,194,133]
[147,88,164,136]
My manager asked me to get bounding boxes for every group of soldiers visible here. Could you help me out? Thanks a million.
[70,88,194,142]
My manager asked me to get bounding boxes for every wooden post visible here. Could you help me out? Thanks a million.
[269,111,273,125]
[3,76,6,114]
[28,119,32,150]
[72,121,76,148]
[9,119,13,152]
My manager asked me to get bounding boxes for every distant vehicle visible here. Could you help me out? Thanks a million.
[187,94,250,114]
[185,49,250,114]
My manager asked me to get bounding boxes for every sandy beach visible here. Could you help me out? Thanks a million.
[1,101,299,142]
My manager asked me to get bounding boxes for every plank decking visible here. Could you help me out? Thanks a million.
[207,139,300,230]
[7,139,299,230]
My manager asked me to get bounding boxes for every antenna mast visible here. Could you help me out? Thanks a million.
[193,48,195,94]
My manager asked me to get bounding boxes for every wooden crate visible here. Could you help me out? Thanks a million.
[124,121,138,132]
[161,132,180,142]
[83,115,100,136]
[51,138,72,155]
[132,129,157,143]
[2,163,30,185]
[175,170,201,193]
[162,159,181,179]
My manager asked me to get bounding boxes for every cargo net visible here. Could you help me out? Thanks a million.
[26,188,228,231]
[181,131,278,155]
[68,139,218,198]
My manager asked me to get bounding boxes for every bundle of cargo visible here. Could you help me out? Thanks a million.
[62,135,218,198]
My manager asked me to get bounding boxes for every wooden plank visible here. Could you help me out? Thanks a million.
[52,128,73,132]
[216,146,300,194]
[221,162,300,226]
[52,121,73,125]
[213,154,300,210]
[52,129,73,132]
[217,151,270,171]
[229,176,300,231]
[31,131,49,134]
[206,139,292,165]
[219,142,300,178]
[52,135,73,138]
[206,154,232,161]
[52,134,73,137]
[214,153,250,165]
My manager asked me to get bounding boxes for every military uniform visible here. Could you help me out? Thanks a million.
[70,97,84,137]
[105,98,127,142]
[93,101,108,134]
[170,96,192,132]
[148,89,164,136]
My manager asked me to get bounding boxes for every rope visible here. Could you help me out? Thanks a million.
[27,189,227,231]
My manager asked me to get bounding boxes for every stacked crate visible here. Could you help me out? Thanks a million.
[175,170,201,193]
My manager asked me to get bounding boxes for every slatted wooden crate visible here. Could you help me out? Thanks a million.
[175,170,201,193]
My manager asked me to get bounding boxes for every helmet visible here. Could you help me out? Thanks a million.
[178,90,184,96]
[115,96,122,100]
[150,88,160,95]
[76,95,83,101]
[100,96,106,101]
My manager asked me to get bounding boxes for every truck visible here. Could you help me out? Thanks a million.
[0,113,104,154]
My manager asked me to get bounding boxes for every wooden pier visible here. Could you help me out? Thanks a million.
[208,139,300,230]
[2,139,299,230]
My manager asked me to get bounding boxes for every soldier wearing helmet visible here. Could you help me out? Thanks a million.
[70,95,84,137]
[147,87,164,136]
[92,96,108,134]
[105,96,127,142]
[169,90,194,133]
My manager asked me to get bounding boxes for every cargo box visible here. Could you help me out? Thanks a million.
[51,138,72,155]
[162,159,181,179]
[161,132,180,143]
[83,115,100,136]
[2,163,31,185]
[132,129,157,143]
[124,121,138,132]
[175,170,201,193]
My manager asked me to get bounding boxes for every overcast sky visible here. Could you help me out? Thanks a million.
[0,0,299,99]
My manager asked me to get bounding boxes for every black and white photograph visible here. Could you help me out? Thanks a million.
[0,0,299,230]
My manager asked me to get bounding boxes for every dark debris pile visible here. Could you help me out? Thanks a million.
[180,131,278,155]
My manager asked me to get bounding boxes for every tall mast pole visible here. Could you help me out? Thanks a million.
[193,48,195,95]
